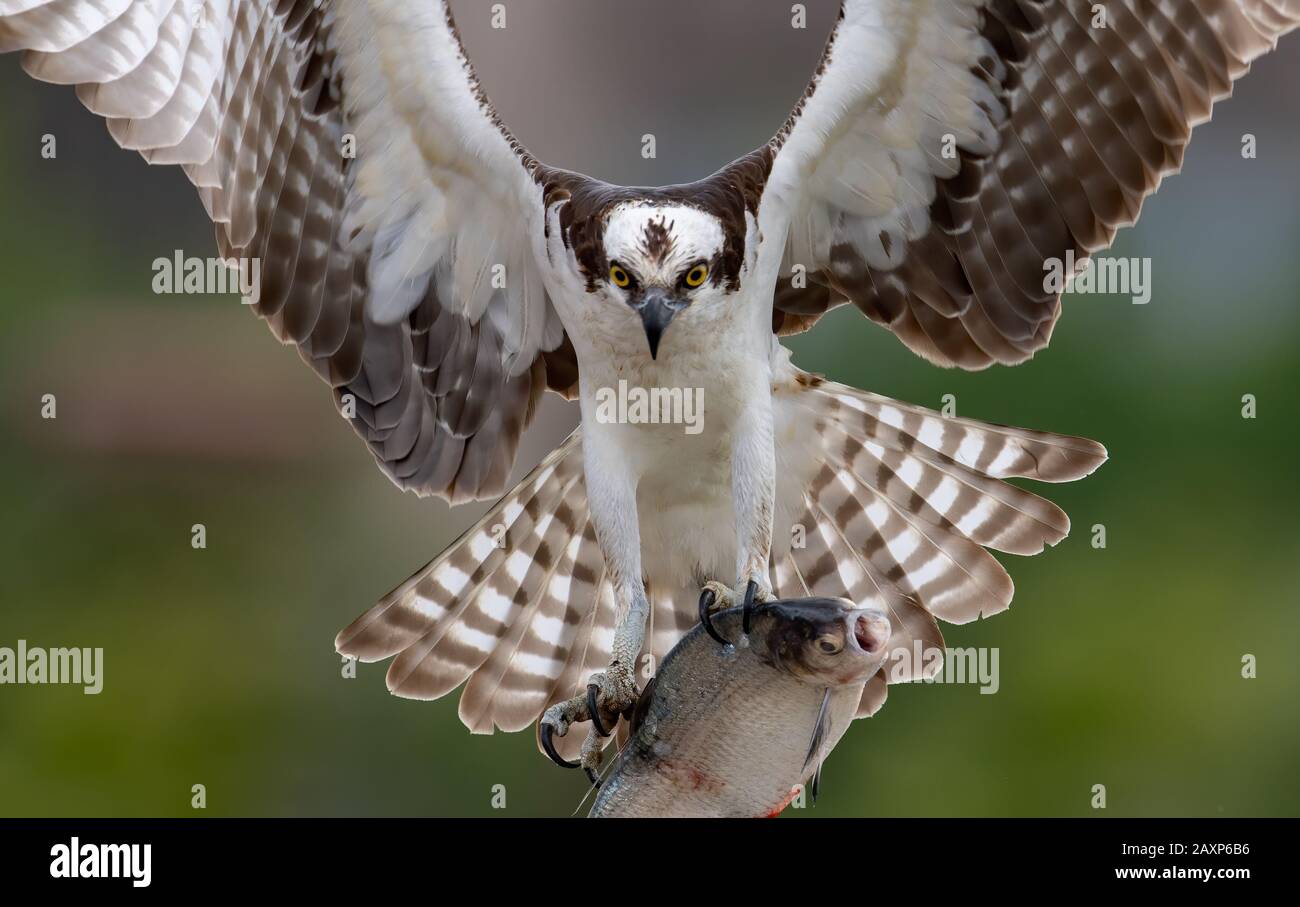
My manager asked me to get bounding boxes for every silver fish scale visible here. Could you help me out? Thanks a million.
[590,605,868,818]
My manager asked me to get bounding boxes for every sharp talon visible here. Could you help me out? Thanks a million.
[742,579,758,635]
[699,588,730,645]
[587,683,610,737]
[585,767,601,788]
[540,722,578,769]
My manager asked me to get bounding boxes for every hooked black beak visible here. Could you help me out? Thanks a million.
[634,287,685,360]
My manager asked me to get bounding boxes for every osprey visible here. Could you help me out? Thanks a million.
[3,0,1295,780]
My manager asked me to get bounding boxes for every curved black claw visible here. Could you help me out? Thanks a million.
[585,767,601,788]
[742,579,758,635]
[587,683,611,738]
[540,722,579,769]
[698,588,731,646]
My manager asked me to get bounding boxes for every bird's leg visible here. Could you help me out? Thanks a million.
[699,392,776,644]
[539,436,646,781]
[731,392,776,604]
[540,576,646,782]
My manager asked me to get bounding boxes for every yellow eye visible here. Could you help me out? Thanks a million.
[610,264,631,288]
[684,264,709,288]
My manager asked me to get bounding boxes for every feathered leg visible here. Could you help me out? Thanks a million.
[697,368,779,645]
[539,428,646,780]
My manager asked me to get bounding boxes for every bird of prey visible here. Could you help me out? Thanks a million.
[4,0,1295,781]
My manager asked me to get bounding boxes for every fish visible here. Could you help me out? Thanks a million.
[588,597,892,818]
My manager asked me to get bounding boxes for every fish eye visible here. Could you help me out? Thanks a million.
[816,635,842,655]
[683,263,709,288]
[609,264,631,288]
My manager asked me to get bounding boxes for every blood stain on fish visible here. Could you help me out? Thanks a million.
[764,786,801,818]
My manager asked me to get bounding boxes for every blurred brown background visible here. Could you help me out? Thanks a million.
[0,1,1298,817]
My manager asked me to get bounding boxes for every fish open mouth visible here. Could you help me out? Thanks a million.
[852,612,891,654]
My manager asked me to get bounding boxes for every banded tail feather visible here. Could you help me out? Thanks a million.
[335,434,592,698]
[333,430,694,763]
[771,363,1105,673]
[337,364,1105,752]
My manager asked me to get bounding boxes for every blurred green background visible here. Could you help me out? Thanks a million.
[1,1,1297,817]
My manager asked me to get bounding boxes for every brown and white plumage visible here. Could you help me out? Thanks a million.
[3,1,1295,765]
[337,353,1105,757]
[2,0,577,502]
[768,0,1300,367]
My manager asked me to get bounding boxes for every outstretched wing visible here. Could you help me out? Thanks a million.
[0,0,579,502]
[760,0,1299,367]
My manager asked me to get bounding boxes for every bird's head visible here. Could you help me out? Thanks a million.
[597,202,735,359]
